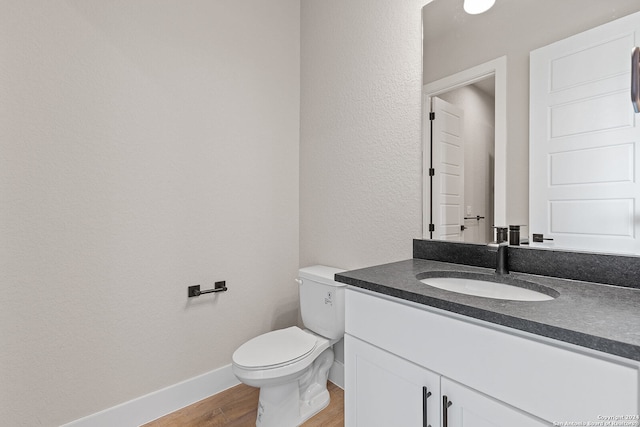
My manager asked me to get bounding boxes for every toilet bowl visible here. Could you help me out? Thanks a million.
[231,265,346,427]
[233,327,337,426]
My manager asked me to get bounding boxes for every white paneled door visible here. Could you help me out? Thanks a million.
[431,96,465,241]
[530,11,640,254]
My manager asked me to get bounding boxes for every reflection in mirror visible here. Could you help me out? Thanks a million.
[427,77,495,244]
[422,0,640,254]
[440,77,495,244]
[422,56,506,245]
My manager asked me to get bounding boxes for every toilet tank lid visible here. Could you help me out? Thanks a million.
[298,265,346,287]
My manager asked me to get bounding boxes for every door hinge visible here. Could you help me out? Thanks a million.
[429,112,435,120]
[429,224,435,232]
[429,168,435,176]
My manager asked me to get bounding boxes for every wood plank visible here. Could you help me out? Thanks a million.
[143,381,343,427]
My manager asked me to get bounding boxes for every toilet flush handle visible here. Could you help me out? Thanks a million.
[295,278,303,286]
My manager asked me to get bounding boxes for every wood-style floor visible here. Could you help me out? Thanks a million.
[143,381,344,427]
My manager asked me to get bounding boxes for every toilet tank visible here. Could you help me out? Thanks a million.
[298,265,346,340]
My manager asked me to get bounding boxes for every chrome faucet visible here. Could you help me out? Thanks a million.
[487,241,509,275]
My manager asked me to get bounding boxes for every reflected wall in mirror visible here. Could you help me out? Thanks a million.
[422,0,640,253]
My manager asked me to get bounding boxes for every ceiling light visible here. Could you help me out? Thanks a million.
[463,0,496,15]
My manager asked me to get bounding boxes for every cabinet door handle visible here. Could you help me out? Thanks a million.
[422,386,432,427]
[443,395,453,427]
[632,46,640,113]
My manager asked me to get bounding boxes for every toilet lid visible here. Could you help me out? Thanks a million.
[233,326,317,369]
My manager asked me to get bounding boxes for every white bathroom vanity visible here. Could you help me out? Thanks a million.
[338,255,640,427]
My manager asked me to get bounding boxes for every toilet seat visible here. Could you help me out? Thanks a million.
[233,326,318,370]
[232,327,332,386]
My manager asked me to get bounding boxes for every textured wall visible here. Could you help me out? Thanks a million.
[300,0,426,271]
[0,1,300,425]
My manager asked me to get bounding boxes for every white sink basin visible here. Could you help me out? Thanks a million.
[420,276,555,301]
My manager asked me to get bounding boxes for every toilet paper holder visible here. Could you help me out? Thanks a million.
[188,281,228,298]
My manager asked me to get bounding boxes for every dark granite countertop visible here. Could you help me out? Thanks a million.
[336,258,640,362]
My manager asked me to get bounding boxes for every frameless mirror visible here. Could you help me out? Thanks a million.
[422,0,640,252]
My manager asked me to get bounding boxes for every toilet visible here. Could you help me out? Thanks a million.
[231,265,346,427]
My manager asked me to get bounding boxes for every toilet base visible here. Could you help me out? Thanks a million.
[298,388,330,425]
[255,348,334,427]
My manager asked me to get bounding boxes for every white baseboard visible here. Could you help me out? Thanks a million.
[62,364,240,427]
[63,359,343,427]
[328,360,344,389]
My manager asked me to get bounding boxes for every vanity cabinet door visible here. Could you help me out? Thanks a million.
[441,378,546,427]
[345,334,441,427]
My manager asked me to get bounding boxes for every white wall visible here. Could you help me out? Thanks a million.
[0,1,300,425]
[300,0,425,270]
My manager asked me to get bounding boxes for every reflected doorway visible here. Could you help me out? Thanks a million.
[427,76,495,244]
